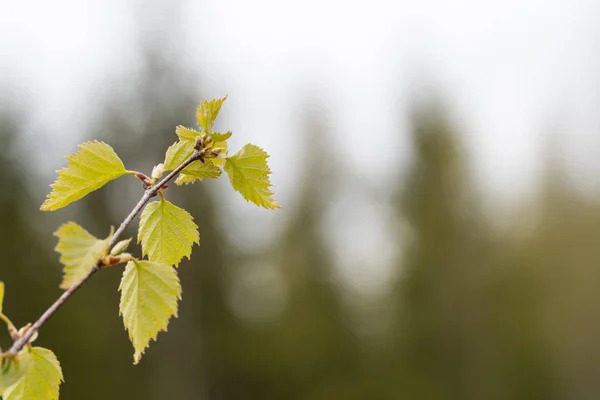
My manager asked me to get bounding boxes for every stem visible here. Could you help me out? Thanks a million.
[0,312,13,328]
[8,152,201,355]
[0,312,17,340]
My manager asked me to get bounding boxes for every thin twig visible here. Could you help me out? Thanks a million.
[8,152,201,355]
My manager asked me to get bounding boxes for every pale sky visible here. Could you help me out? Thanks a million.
[2,0,600,290]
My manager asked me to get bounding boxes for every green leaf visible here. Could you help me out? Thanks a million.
[175,126,230,147]
[224,144,280,209]
[163,141,194,171]
[119,260,181,364]
[0,281,4,314]
[2,347,62,400]
[175,162,222,185]
[138,198,199,266]
[210,131,232,142]
[41,141,127,211]
[196,96,227,132]
[164,138,225,179]
[174,124,229,163]
[209,138,228,166]
[175,126,202,143]
[0,350,33,395]
[54,222,110,289]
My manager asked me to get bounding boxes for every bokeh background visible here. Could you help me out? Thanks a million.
[3,0,600,399]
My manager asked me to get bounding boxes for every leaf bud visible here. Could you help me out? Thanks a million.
[17,324,38,343]
[194,136,203,151]
[151,163,165,181]
[102,253,134,267]
[110,238,132,256]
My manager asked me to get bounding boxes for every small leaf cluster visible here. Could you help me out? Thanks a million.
[0,96,278,399]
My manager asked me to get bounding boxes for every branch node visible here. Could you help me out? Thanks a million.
[133,172,153,189]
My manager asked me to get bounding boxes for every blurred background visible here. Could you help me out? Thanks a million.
[2,0,600,399]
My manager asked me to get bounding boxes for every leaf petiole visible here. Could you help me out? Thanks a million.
[0,312,18,340]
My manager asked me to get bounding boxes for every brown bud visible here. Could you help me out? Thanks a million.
[102,253,134,267]
[194,136,203,151]
[8,325,19,341]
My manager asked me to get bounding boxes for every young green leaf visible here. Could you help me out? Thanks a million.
[119,260,181,364]
[54,222,110,289]
[41,141,127,211]
[176,126,229,146]
[209,138,228,166]
[196,96,227,132]
[2,347,63,400]
[210,131,232,142]
[175,126,202,143]
[138,198,199,266]
[0,350,33,395]
[174,162,222,185]
[163,141,194,171]
[0,281,4,314]
[174,124,229,161]
[224,144,280,209]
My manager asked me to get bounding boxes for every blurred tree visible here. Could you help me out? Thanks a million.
[0,108,62,350]
[257,115,358,400]
[188,112,359,400]
[391,104,496,399]
[502,138,600,399]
